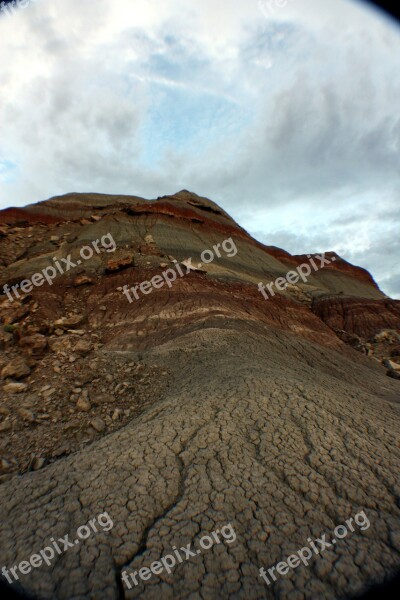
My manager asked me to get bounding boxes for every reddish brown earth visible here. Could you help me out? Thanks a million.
[0,190,399,600]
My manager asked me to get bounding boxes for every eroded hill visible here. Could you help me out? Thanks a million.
[0,191,399,599]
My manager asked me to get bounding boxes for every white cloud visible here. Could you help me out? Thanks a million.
[0,0,399,297]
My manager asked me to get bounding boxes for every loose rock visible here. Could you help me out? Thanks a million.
[90,417,106,433]
[1,357,31,380]
[76,397,91,412]
[3,382,28,394]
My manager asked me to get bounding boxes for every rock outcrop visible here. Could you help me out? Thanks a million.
[0,191,399,600]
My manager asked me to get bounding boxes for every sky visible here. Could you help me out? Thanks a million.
[0,0,399,298]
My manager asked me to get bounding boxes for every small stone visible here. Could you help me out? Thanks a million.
[3,382,28,394]
[54,315,85,329]
[48,337,67,353]
[99,306,107,311]
[37,413,50,420]
[42,388,56,399]
[105,374,113,383]
[105,256,134,273]
[91,393,110,406]
[112,409,121,421]
[75,372,93,385]
[73,275,94,287]
[30,457,47,471]
[74,340,92,356]
[76,397,91,412]
[64,422,78,431]
[73,388,82,394]
[17,408,36,423]
[55,329,64,336]
[52,445,68,458]
[52,411,62,422]
[90,417,106,433]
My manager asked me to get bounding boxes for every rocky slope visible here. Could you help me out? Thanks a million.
[0,191,399,600]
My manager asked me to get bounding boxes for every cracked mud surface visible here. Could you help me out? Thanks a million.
[1,327,399,600]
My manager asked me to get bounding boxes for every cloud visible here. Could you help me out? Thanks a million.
[0,0,399,297]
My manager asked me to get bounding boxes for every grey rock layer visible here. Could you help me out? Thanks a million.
[0,327,399,600]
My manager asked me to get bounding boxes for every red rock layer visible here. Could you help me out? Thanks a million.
[312,296,400,339]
